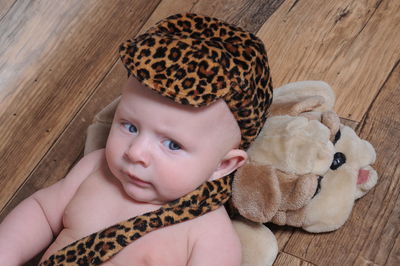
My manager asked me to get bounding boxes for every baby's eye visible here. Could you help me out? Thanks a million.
[162,140,181,151]
[123,123,137,134]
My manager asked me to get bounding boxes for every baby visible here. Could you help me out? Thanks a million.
[0,13,272,265]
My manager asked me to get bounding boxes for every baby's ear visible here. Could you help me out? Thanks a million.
[210,149,248,180]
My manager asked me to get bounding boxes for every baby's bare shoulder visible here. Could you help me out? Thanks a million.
[34,149,105,199]
[44,149,105,193]
[31,149,107,236]
[75,148,106,172]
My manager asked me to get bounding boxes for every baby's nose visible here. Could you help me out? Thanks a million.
[124,137,151,167]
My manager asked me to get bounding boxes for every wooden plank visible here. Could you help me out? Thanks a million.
[385,235,400,266]
[140,0,285,35]
[268,224,296,251]
[0,62,127,219]
[281,59,400,265]
[256,0,400,122]
[352,60,400,266]
[274,252,315,266]
[0,0,15,20]
[0,0,161,212]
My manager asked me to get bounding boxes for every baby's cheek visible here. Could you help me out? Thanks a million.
[156,157,210,199]
[159,170,194,195]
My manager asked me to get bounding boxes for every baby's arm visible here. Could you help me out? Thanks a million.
[188,209,242,266]
[0,149,104,265]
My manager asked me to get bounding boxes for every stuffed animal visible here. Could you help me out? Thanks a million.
[231,81,378,265]
[84,81,378,266]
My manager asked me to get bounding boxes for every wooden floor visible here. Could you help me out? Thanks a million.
[0,0,399,265]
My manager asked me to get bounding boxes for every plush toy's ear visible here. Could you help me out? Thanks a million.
[270,81,335,116]
[300,110,340,141]
[277,171,318,211]
[84,97,120,155]
[321,111,340,140]
[268,172,318,227]
[270,95,326,116]
[232,163,281,223]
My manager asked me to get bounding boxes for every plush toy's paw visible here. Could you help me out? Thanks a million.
[232,217,278,266]
[356,165,378,199]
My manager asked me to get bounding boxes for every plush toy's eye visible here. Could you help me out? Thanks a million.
[330,152,346,170]
[333,129,341,145]
[312,176,324,199]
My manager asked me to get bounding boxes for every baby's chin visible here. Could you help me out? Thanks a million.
[122,186,172,207]
[120,179,198,207]
[131,195,181,206]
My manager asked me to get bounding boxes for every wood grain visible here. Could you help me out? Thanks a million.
[354,60,400,266]
[275,252,315,266]
[0,62,127,219]
[0,0,15,20]
[257,0,400,122]
[0,0,399,265]
[140,0,285,35]
[0,0,161,212]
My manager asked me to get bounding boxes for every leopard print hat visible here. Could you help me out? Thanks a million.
[119,13,273,150]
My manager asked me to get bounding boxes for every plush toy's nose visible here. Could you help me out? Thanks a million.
[357,168,370,185]
[355,165,378,199]
[330,152,346,170]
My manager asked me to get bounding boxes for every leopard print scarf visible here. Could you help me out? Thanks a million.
[40,175,232,265]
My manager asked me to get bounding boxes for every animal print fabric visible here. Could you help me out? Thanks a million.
[120,13,273,150]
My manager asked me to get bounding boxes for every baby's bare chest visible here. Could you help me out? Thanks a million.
[57,170,190,265]
[63,169,146,234]
[51,224,189,266]
[103,225,190,266]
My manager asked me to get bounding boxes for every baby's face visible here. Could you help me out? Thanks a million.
[105,77,243,205]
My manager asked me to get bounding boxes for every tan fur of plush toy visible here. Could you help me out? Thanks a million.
[232,217,278,266]
[233,81,378,235]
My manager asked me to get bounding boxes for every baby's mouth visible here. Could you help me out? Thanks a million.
[125,171,152,187]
